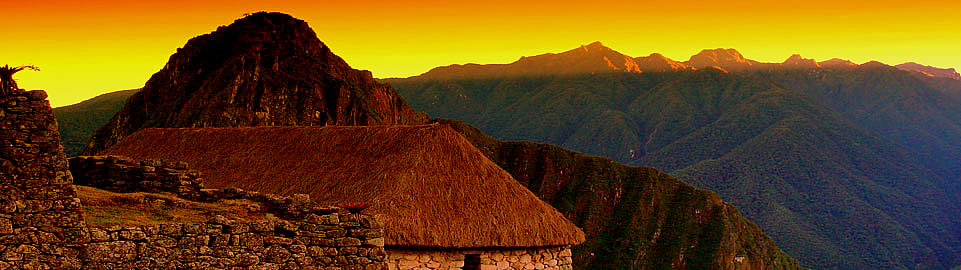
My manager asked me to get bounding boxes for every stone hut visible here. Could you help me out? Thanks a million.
[100,125,586,269]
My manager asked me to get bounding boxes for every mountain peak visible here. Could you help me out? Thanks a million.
[860,61,891,69]
[647,53,668,59]
[635,53,692,72]
[782,54,820,69]
[414,42,641,79]
[685,48,757,70]
[819,58,858,69]
[582,41,607,51]
[84,12,427,153]
[696,48,746,59]
[233,12,303,27]
[522,42,641,73]
[895,62,961,80]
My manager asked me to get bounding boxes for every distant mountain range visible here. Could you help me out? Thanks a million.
[388,42,961,270]
[55,13,801,270]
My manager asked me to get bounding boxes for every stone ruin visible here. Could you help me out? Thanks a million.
[0,90,388,269]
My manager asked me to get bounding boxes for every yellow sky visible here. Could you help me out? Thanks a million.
[4,0,960,107]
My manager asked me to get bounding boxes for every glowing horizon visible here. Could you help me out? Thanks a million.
[4,0,960,107]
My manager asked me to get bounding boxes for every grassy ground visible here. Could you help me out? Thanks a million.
[76,185,268,227]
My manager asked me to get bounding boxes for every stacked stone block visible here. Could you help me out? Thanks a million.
[82,212,387,269]
[69,155,205,200]
[0,90,87,269]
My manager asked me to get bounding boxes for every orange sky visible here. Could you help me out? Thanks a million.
[4,0,960,107]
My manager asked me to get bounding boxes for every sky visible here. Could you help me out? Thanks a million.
[4,0,960,107]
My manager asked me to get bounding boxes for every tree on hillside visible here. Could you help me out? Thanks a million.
[0,65,39,95]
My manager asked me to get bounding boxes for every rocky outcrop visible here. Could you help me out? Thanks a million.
[0,90,87,269]
[83,12,427,154]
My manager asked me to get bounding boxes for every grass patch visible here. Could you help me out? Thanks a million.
[76,185,267,227]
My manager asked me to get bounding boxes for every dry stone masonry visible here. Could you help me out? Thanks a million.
[0,90,389,269]
[69,155,205,200]
[82,210,386,269]
[0,90,87,269]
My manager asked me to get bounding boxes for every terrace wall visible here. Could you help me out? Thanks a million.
[82,211,387,269]
[0,90,388,269]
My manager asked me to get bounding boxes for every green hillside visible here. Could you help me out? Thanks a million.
[53,89,138,156]
[391,68,961,269]
[441,119,799,269]
[755,67,961,187]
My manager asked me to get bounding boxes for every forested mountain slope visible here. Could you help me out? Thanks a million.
[389,44,961,269]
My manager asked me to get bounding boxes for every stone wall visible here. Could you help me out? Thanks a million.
[386,247,573,270]
[82,211,387,269]
[69,155,205,200]
[68,156,362,221]
[0,90,388,269]
[0,90,87,269]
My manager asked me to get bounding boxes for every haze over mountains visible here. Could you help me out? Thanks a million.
[58,13,801,270]
[389,42,961,270]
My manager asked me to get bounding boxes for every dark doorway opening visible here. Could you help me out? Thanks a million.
[463,254,481,270]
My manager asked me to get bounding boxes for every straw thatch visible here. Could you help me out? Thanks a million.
[103,124,585,248]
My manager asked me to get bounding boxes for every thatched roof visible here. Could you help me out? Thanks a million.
[103,124,585,248]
